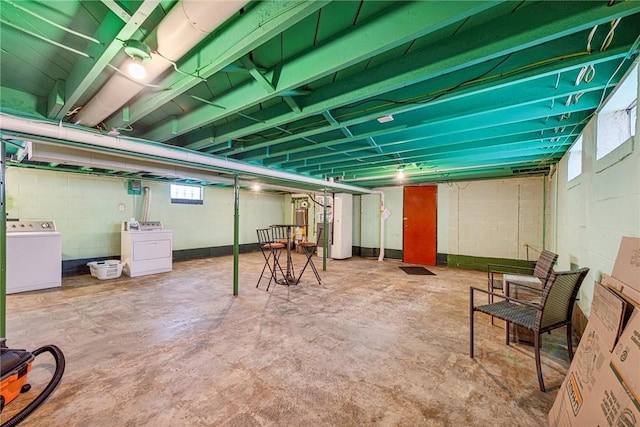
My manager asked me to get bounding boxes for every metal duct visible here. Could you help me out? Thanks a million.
[0,113,373,194]
[74,0,248,128]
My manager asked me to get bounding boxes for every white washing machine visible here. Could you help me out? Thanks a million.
[121,221,173,277]
[6,220,62,294]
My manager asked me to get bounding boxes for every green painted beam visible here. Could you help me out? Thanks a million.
[46,80,65,118]
[294,127,579,175]
[304,138,574,178]
[51,0,160,120]
[239,55,275,93]
[219,39,631,158]
[340,154,561,185]
[217,46,628,160]
[255,60,620,166]
[284,113,589,171]
[188,1,640,152]
[165,1,501,146]
[283,96,301,113]
[262,86,605,170]
[112,0,330,131]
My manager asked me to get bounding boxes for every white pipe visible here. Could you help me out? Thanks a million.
[142,186,152,222]
[74,0,248,127]
[0,113,373,195]
[372,190,386,261]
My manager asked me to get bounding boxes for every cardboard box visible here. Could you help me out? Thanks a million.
[577,309,640,427]
[549,283,628,426]
[611,236,640,296]
[550,236,640,426]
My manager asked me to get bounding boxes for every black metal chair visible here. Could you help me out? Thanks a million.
[296,227,322,285]
[470,267,589,392]
[256,228,285,291]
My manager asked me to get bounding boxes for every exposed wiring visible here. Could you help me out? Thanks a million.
[586,25,598,53]
[233,50,593,144]
[65,106,82,117]
[153,49,207,82]
[575,64,596,85]
[601,18,621,52]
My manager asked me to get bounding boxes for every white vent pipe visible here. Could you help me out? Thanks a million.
[0,113,373,195]
[74,0,248,127]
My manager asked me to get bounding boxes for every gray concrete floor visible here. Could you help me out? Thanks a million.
[4,254,570,426]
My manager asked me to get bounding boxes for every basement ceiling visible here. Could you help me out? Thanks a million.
[1,0,639,188]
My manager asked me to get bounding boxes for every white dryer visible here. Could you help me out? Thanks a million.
[121,221,173,277]
[7,220,62,294]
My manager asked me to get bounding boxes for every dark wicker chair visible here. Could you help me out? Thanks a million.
[487,249,559,298]
[470,267,589,392]
[256,228,285,291]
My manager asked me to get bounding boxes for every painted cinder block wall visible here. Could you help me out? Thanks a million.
[5,168,287,261]
[548,72,639,317]
[356,176,545,263]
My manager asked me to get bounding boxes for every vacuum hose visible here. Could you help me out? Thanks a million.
[2,345,65,427]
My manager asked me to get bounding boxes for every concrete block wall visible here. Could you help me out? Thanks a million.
[355,177,544,262]
[550,101,639,317]
[6,168,287,261]
[439,177,544,260]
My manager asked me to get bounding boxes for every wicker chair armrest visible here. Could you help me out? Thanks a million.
[470,286,542,310]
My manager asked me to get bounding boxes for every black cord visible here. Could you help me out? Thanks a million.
[2,345,66,427]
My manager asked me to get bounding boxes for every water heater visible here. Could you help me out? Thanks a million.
[331,193,352,259]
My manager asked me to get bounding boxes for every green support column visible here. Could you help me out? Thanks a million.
[323,187,327,272]
[1,141,6,337]
[233,175,239,296]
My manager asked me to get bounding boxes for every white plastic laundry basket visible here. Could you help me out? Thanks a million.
[87,260,123,280]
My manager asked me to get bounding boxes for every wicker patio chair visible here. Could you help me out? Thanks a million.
[470,267,589,392]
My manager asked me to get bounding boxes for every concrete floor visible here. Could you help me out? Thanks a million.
[3,254,571,426]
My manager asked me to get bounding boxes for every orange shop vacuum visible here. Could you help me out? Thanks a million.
[0,338,65,426]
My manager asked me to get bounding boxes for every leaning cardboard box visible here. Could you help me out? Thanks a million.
[549,236,640,427]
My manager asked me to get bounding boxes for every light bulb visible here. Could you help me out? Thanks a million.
[128,60,147,80]
[397,169,405,180]
[253,183,261,192]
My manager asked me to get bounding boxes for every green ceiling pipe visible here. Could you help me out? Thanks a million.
[1,141,6,337]
[233,174,239,296]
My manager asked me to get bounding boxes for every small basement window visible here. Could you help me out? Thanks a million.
[171,184,203,205]
[567,135,583,181]
[596,64,637,160]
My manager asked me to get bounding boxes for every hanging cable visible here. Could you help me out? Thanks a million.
[586,25,598,53]
[601,18,621,51]
[153,50,207,82]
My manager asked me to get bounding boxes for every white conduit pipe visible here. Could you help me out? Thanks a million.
[0,114,373,195]
[373,190,385,261]
[142,186,152,222]
[74,0,249,127]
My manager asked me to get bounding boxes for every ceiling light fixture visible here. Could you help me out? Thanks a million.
[252,183,261,192]
[123,39,152,80]
[396,168,405,180]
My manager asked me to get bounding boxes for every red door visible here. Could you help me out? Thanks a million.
[403,186,437,265]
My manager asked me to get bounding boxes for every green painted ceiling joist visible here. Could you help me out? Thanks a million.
[172,0,501,148]
[109,0,330,131]
[185,0,640,153]
[51,0,161,121]
[292,125,579,174]
[245,57,623,164]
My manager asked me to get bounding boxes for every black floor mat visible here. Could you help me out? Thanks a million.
[399,266,435,275]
